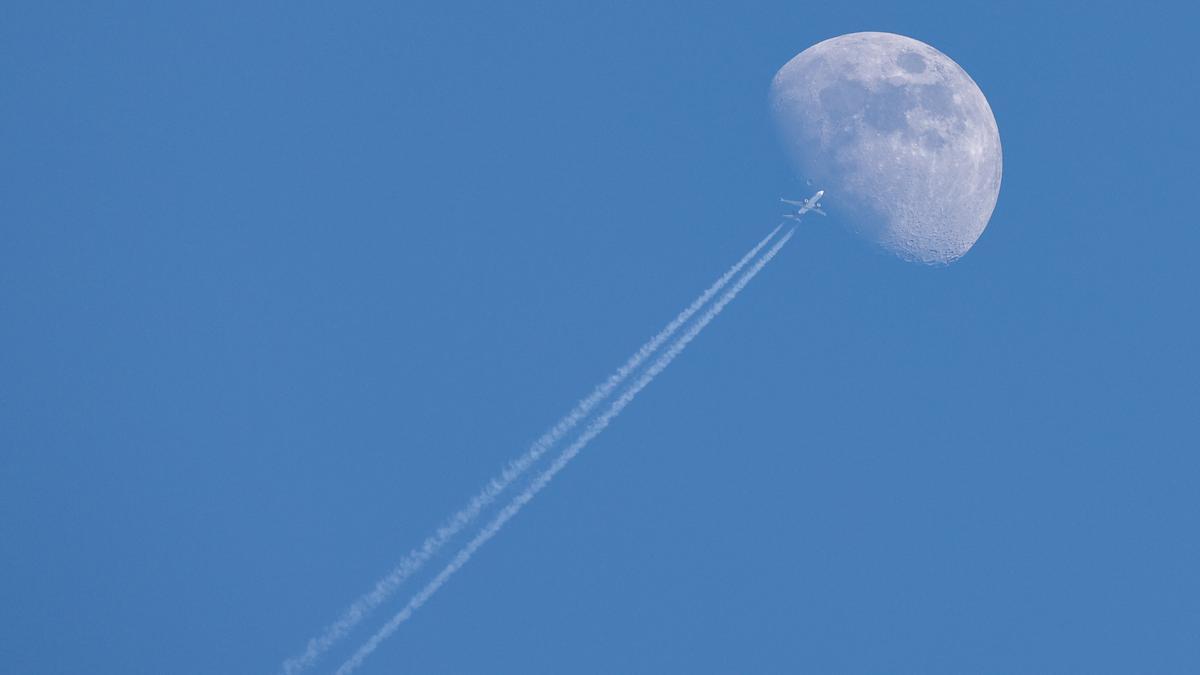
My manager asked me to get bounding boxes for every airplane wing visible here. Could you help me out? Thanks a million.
[813,207,826,216]
[780,198,805,205]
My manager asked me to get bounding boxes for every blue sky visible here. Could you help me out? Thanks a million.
[2,2,1197,673]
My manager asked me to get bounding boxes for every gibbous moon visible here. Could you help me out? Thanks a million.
[770,32,1002,264]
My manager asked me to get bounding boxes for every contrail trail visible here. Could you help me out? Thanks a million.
[335,228,795,675]
[279,225,782,675]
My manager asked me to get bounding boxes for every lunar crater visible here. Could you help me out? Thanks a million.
[897,51,926,73]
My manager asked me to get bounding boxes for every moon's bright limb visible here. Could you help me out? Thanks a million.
[770,32,1002,264]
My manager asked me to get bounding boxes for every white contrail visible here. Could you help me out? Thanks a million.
[335,228,795,675]
[279,225,782,675]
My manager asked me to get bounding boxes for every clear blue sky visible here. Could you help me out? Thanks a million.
[3,2,1197,673]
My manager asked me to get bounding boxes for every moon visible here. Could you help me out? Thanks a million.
[770,32,1002,264]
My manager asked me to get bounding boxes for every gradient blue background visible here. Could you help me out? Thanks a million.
[3,2,1197,673]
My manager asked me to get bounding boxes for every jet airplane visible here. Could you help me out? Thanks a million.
[781,190,826,219]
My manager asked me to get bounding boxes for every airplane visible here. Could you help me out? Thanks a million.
[781,189,826,219]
